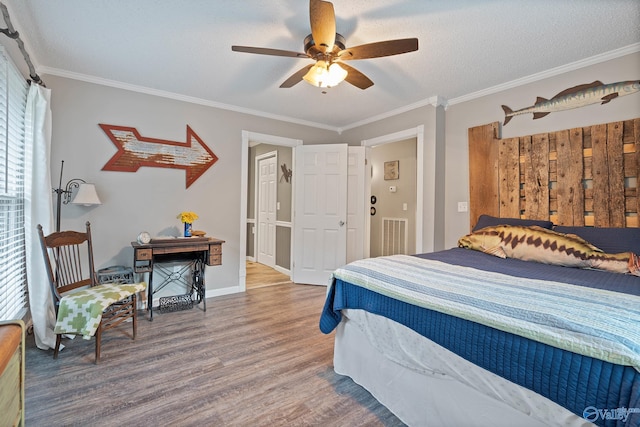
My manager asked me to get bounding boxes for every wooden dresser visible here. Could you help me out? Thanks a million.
[0,320,25,427]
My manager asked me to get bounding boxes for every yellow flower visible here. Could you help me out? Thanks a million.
[177,211,198,223]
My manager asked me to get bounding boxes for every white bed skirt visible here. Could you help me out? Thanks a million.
[333,309,593,427]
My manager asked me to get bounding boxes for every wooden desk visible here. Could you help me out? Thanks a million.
[131,237,224,320]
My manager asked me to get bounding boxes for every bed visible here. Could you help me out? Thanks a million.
[320,241,640,426]
[319,118,640,427]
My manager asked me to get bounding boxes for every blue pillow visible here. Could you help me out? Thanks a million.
[473,214,554,232]
[553,226,640,254]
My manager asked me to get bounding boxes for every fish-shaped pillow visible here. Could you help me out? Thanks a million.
[458,225,640,276]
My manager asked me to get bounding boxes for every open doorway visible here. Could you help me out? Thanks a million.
[240,131,302,291]
[362,125,427,256]
[248,144,291,283]
[369,138,417,256]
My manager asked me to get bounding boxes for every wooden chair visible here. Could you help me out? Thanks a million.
[37,222,146,363]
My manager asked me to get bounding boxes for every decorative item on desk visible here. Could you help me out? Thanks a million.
[137,231,151,244]
[177,211,198,237]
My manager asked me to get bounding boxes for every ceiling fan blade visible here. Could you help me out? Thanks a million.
[232,45,309,58]
[340,63,374,90]
[338,38,418,60]
[309,0,336,53]
[280,64,314,88]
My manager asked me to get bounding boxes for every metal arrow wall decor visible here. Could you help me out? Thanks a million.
[99,124,218,188]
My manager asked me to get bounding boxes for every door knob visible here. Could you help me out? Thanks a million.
[339,221,345,227]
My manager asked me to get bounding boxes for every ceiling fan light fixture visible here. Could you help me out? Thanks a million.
[231,1,418,90]
[303,60,347,88]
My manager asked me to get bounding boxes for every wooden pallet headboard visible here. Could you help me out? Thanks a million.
[468,118,640,230]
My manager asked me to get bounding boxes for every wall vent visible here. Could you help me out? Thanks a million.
[382,217,408,256]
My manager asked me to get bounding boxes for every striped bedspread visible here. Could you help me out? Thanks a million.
[331,254,640,372]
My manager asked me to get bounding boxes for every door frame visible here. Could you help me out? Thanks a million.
[362,125,431,254]
[239,131,302,291]
[255,151,277,267]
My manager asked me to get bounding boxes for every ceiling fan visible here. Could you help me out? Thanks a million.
[231,0,418,90]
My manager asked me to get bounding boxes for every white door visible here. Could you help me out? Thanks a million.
[347,146,366,263]
[293,144,348,285]
[257,153,277,267]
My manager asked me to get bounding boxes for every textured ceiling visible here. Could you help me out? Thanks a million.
[2,0,640,131]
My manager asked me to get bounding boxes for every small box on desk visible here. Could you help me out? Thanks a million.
[97,266,134,284]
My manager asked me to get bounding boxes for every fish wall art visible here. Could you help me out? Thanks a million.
[502,79,640,125]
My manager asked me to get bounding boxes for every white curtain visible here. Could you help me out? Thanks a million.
[24,83,57,350]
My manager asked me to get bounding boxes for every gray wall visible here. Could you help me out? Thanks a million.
[40,75,339,295]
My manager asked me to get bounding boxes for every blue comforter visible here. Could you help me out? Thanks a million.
[319,248,640,427]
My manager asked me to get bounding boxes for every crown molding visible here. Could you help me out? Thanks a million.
[342,43,640,130]
[40,42,639,134]
[39,66,340,132]
[447,42,640,106]
[337,96,449,133]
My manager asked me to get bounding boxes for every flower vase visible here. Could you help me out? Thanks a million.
[184,222,192,237]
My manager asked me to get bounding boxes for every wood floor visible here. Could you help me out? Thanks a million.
[245,261,291,289]
[24,282,405,426]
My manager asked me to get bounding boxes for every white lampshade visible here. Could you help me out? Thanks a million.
[303,61,348,88]
[71,183,102,206]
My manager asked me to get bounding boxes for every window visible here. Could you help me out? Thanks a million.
[0,48,28,320]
